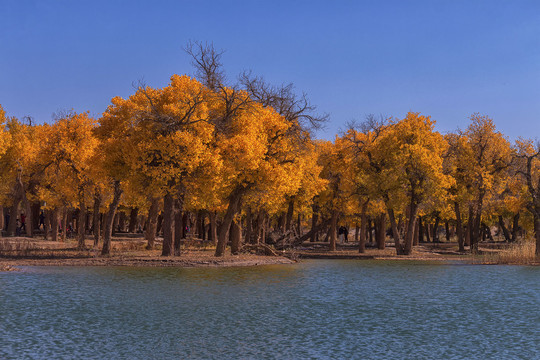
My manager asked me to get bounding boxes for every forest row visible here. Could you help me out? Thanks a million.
[1,46,539,257]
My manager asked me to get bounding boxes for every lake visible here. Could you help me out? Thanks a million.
[1,261,539,359]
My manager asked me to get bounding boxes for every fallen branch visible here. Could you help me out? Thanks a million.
[275,218,332,250]
[239,243,280,256]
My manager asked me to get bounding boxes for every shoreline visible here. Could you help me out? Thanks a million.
[0,253,296,270]
[3,254,538,271]
[1,237,538,271]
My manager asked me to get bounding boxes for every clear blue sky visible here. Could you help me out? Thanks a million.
[1,0,539,140]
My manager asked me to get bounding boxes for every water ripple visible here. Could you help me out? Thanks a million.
[0,261,539,359]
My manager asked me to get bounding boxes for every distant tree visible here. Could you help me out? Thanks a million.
[514,139,540,256]
[37,112,99,249]
[458,115,512,251]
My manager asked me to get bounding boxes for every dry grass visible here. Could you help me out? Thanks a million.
[111,240,147,252]
[483,240,539,265]
[0,237,93,259]
[0,238,41,256]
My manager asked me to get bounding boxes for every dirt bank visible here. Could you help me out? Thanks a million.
[0,236,295,270]
[1,236,537,270]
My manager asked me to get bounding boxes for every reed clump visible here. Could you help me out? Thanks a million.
[495,240,537,265]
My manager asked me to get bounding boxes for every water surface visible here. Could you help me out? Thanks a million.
[1,261,539,359]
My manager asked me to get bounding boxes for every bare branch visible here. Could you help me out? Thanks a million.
[184,40,226,91]
[239,71,327,132]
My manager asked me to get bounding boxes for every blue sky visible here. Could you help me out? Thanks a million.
[1,0,539,140]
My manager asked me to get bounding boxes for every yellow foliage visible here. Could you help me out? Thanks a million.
[37,112,99,209]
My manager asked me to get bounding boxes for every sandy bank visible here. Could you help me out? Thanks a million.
[0,252,295,269]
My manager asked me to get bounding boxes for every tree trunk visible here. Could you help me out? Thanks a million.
[535,213,540,256]
[376,214,386,250]
[403,202,418,255]
[209,211,218,245]
[425,219,431,243]
[31,202,41,235]
[174,199,183,256]
[473,212,482,247]
[230,219,241,255]
[161,193,174,256]
[368,218,373,244]
[20,200,31,238]
[145,197,160,250]
[310,204,319,242]
[93,193,101,247]
[387,207,402,254]
[511,213,520,242]
[182,212,189,238]
[470,193,484,252]
[418,216,424,243]
[128,207,139,233]
[101,181,123,255]
[100,214,105,240]
[44,210,51,240]
[198,210,206,241]
[24,200,33,238]
[433,216,440,243]
[413,217,419,246]
[483,223,494,241]
[455,202,465,252]
[156,213,163,236]
[467,205,473,249]
[202,213,207,241]
[470,204,481,252]
[498,215,511,242]
[7,198,20,236]
[117,211,126,233]
[61,208,68,242]
[397,216,404,239]
[8,175,28,237]
[193,211,199,238]
[77,191,86,250]
[285,199,294,232]
[51,209,59,242]
[252,210,263,245]
[329,210,338,251]
[277,213,285,233]
[261,213,267,245]
[445,221,450,242]
[207,217,211,241]
[123,211,129,232]
[112,213,119,235]
[359,201,368,253]
[86,211,91,233]
[215,187,243,257]
[245,207,252,245]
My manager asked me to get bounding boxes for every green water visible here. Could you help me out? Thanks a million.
[1,261,539,359]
